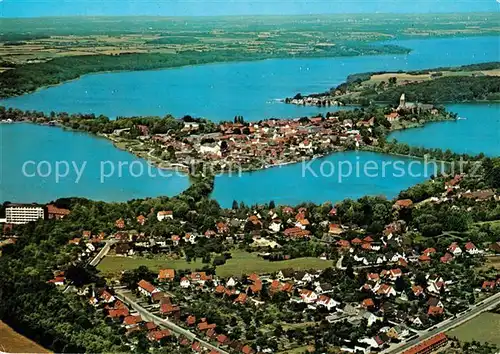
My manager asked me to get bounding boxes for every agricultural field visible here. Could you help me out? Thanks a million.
[0,321,50,353]
[367,68,500,84]
[447,312,500,346]
[97,249,332,278]
[480,256,500,271]
[1,13,499,66]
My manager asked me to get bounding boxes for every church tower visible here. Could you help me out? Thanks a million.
[399,93,406,109]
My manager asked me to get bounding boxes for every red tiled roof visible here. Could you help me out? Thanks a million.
[186,315,197,326]
[362,298,375,308]
[242,345,254,354]
[108,308,129,318]
[428,306,444,316]
[144,322,157,331]
[217,334,229,344]
[394,199,413,208]
[158,269,175,281]
[465,242,477,250]
[138,279,157,294]
[198,321,217,331]
[160,303,180,314]
[283,227,311,238]
[147,329,171,341]
[123,315,142,325]
[234,293,247,304]
[47,204,70,216]
[402,333,447,354]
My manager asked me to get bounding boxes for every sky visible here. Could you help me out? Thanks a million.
[0,0,498,18]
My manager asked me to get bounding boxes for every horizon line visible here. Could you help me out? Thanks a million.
[2,11,500,20]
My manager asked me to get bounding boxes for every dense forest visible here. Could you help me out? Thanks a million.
[314,62,500,104]
[374,76,500,103]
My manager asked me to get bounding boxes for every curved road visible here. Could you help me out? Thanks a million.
[115,290,229,354]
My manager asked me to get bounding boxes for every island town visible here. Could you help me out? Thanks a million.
[0,93,456,177]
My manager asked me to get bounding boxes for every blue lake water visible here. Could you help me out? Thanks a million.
[212,151,439,208]
[389,103,500,157]
[0,36,498,121]
[1,36,499,204]
[0,123,189,203]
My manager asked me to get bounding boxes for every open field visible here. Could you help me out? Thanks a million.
[366,68,500,84]
[1,13,499,98]
[447,312,500,346]
[0,321,50,353]
[480,256,500,271]
[98,250,332,278]
[1,14,499,66]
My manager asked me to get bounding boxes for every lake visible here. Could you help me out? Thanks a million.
[0,36,498,121]
[1,36,498,204]
[212,151,440,208]
[0,123,189,203]
[389,103,500,157]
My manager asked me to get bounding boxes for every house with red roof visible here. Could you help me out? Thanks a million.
[158,269,175,282]
[242,345,255,354]
[299,289,318,304]
[46,204,70,220]
[186,315,197,326]
[361,298,375,309]
[351,238,363,246]
[234,293,248,304]
[329,223,343,235]
[447,242,462,256]
[115,218,125,229]
[108,308,129,319]
[411,285,424,297]
[197,320,216,331]
[136,215,146,225]
[123,315,142,327]
[137,279,159,297]
[216,334,229,345]
[389,269,402,280]
[157,210,173,221]
[393,199,413,209]
[440,253,454,264]
[336,239,351,251]
[160,303,180,317]
[465,242,480,255]
[427,306,444,317]
[402,333,447,354]
[147,329,172,342]
[482,280,496,291]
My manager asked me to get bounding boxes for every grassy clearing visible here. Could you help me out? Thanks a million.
[0,321,50,353]
[98,250,332,278]
[447,312,500,346]
[480,256,500,271]
[369,69,500,84]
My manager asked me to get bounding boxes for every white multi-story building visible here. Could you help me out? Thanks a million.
[5,204,45,224]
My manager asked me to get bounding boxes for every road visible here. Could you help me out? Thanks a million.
[385,292,500,354]
[89,239,116,267]
[115,290,229,354]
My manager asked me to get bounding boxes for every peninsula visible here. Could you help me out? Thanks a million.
[285,62,500,106]
[1,103,461,176]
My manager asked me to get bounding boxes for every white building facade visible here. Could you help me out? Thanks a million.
[6,204,45,224]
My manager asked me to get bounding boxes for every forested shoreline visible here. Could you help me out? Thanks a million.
[291,62,500,105]
[0,44,409,99]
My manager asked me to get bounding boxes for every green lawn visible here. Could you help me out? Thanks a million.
[447,312,500,346]
[98,250,332,278]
